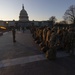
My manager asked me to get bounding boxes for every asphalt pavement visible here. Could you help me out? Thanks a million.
[0,29,75,75]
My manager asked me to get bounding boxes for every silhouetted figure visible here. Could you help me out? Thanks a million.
[12,27,16,43]
[22,26,25,33]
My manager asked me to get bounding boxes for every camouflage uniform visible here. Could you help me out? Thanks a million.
[46,28,51,47]
[65,28,75,55]
[42,27,47,44]
[46,28,58,60]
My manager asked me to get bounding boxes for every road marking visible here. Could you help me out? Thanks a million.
[0,51,74,68]
[0,54,47,68]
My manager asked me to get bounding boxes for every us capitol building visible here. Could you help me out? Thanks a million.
[0,4,52,28]
[19,4,29,21]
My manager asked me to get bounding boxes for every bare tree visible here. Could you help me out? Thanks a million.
[64,5,75,24]
[49,16,57,24]
[59,20,67,24]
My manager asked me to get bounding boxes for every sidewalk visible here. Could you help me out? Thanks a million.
[0,30,44,61]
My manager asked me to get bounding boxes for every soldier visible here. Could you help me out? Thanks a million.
[22,26,25,33]
[62,29,68,51]
[46,27,51,47]
[46,27,58,60]
[12,27,16,43]
[66,27,75,55]
[42,27,47,44]
[38,27,43,43]
[40,27,48,52]
[35,28,41,44]
[56,29,63,51]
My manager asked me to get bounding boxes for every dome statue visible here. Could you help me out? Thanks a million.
[19,4,29,21]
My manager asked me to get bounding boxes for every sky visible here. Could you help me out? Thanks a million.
[0,0,75,21]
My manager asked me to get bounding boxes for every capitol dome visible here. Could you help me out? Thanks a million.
[19,4,29,21]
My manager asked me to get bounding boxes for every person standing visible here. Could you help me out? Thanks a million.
[22,26,25,33]
[12,27,16,43]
